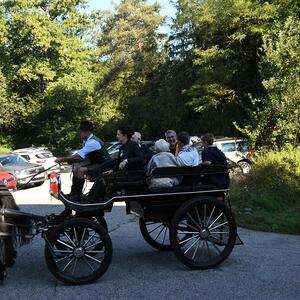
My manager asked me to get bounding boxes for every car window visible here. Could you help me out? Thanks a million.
[108,143,121,152]
[21,155,31,161]
[36,153,53,159]
[0,155,28,165]
[221,142,236,152]
[237,141,250,152]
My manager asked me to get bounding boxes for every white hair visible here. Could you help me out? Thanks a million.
[165,130,176,136]
[133,131,142,139]
[155,139,170,153]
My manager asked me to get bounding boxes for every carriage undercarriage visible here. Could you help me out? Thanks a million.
[0,165,241,285]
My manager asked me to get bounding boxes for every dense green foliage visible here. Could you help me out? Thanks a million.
[0,0,299,154]
[231,147,300,234]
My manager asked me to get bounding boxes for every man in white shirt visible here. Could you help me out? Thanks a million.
[55,121,111,201]
[176,132,200,167]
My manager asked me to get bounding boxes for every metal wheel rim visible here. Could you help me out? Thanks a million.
[238,162,251,174]
[145,221,170,247]
[49,224,106,279]
[175,202,234,265]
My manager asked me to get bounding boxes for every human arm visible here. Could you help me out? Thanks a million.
[55,154,82,164]
[201,149,212,165]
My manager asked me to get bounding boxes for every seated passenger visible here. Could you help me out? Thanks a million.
[176,132,200,167]
[131,131,154,164]
[147,139,180,188]
[117,127,144,171]
[165,129,178,155]
[201,133,230,187]
[79,126,144,203]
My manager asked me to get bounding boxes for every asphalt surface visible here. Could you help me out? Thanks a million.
[2,174,300,300]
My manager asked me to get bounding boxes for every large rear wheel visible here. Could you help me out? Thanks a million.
[170,197,236,270]
[45,218,112,285]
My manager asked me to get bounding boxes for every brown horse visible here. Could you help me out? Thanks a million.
[0,184,33,282]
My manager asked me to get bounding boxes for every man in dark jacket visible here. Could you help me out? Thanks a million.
[79,126,144,204]
[201,133,230,187]
[131,131,153,164]
[116,127,144,170]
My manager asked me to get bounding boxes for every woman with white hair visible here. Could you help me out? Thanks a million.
[146,139,180,188]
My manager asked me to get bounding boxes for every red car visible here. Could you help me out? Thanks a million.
[0,171,17,190]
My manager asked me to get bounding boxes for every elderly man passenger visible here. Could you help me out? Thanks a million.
[176,132,200,167]
[147,139,179,188]
[165,130,177,155]
[131,131,153,164]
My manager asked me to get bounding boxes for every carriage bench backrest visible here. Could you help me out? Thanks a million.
[150,165,228,178]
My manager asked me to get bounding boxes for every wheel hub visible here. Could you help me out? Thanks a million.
[199,228,210,239]
[73,247,85,258]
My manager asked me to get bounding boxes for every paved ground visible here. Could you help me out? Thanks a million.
[2,174,300,299]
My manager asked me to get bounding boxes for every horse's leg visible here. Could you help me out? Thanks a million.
[4,237,16,267]
[0,240,7,283]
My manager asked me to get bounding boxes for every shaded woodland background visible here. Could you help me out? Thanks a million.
[0,0,299,154]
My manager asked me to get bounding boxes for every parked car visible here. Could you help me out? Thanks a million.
[0,171,17,190]
[193,138,252,174]
[0,154,46,187]
[12,147,59,173]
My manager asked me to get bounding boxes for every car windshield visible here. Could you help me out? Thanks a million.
[0,155,28,165]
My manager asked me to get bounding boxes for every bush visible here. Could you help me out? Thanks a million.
[0,146,11,153]
[231,147,300,234]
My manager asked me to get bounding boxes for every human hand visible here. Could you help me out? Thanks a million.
[103,170,113,175]
[55,158,64,164]
[119,161,127,169]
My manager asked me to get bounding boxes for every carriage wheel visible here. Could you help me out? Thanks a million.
[139,218,172,251]
[45,218,112,285]
[170,197,237,270]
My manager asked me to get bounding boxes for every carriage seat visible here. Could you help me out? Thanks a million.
[150,165,229,178]
[148,184,226,194]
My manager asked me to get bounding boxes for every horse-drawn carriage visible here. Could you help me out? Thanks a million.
[0,164,240,285]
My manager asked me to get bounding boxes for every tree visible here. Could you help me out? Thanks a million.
[242,12,300,147]
[0,0,97,153]
[94,0,166,135]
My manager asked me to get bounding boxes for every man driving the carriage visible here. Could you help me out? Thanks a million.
[55,121,112,202]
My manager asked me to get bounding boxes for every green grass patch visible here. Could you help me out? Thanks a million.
[231,147,300,234]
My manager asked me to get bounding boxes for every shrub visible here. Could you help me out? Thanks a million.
[231,147,300,234]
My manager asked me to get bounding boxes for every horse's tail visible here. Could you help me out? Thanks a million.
[0,184,34,268]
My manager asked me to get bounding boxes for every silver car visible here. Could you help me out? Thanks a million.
[193,138,252,174]
[12,147,59,173]
[0,154,46,188]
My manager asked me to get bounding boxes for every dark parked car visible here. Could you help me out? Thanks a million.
[0,154,46,188]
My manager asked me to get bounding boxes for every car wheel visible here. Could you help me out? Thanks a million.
[237,161,251,175]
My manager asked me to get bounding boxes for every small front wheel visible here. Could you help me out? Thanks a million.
[139,218,172,251]
[170,197,237,270]
[45,218,112,285]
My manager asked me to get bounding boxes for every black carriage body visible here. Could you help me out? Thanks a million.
[57,164,230,216]
[0,164,239,285]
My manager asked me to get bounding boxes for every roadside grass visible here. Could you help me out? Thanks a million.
[230,147,300,234]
